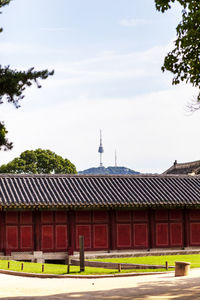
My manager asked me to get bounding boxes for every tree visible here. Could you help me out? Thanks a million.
[0,0,54,149]
[154,0,200,108]
[0,121,12,151]
[0,149,77,174]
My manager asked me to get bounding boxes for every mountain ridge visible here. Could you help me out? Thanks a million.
[78,166,140,175]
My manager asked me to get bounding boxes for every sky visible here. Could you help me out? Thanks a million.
[1,0,200,174]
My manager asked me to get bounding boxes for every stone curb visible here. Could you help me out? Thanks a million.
[0,268,173,279]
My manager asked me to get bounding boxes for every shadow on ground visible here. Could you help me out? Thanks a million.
[1,275,200,300]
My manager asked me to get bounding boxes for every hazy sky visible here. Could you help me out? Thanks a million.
[1,0,200,173]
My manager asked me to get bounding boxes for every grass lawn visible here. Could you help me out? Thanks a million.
[90,254,200,268]
[1,254,199,275]
[0,260,166,275]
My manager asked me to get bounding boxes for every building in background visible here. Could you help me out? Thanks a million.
[164,160,200,175]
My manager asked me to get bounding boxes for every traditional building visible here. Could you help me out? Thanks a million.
[0,173,200,255]
[164,160,200,175]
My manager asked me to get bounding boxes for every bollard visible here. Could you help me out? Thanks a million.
[175,261,190,277]
[165,261,168,270]
[7,261,10,269]
[42,264,44,273]
[21,263,24,271]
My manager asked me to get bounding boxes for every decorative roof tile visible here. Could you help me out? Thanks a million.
[0,174,199,208]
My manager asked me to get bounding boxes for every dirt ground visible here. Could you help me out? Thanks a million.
[0,269,200,299]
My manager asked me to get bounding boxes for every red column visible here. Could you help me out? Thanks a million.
[183,207,189,248]
[1,210,5,254]
[108,209,115,251]
[148,208,152,250]
[68,210,75,255]
[34,210,41,251]
[150,209,155,248]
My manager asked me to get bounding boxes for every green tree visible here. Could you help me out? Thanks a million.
[154,0,200,108]
[0,0,54,149]
[0,149,77,174]
[0,121,12,151]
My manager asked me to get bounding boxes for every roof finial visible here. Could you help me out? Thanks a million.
[98,129,104,167]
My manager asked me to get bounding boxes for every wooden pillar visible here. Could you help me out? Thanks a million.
[150,209,155,248]
[148,208,152,250]
[1,210,5,254]
[34,210,41,251]
[183,207,189,248]
[108,209,115,251]
[68,210,75,253]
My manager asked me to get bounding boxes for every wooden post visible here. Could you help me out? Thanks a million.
[7,261,10,269]
[67,264,70,274]
[165,261,168,270]
[79,235,85,272]
[21,263,24,271]
[118,264,121,272]
[42,264,44,272]
[65,254,70,274]
[65,255,69,265]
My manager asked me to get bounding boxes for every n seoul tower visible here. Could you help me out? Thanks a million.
[98,130,104,167]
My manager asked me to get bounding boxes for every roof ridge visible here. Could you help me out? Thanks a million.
[0,173,199,178]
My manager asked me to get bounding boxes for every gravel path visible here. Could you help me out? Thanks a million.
[0,269,200,299]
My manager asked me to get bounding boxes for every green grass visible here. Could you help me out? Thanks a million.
[2,254,200,275]
[89,254,200,268]
[0,260,165,275]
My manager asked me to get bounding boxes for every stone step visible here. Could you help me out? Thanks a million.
[0,256,12,260]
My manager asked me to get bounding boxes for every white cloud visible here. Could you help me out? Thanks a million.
[0,42,66,56]
[0,84,199,174]
[0,41,173,89]
[120,18,151,27]
[42,44,171,89]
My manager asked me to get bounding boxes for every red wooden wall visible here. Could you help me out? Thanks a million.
[40,211,68,252]
[75,211,109,250]
[115,210,148,249]
[1,208,200,253]
[154,210,183,248]
[5,211,33,252]
[189,210,200,246]
[3,211,69,253]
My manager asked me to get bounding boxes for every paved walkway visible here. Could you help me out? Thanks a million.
[0,269,200,299]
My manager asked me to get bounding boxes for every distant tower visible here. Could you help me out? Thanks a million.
[115,150,117,167]
[98,130,104,167]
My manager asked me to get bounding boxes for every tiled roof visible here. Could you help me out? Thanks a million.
[164,160,200,175]
[0,174,199,208]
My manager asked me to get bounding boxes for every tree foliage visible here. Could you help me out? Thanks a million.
[0,0,54,149]
[0,121,12,151]
[154,0,200,106]
[0,149,77,174]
